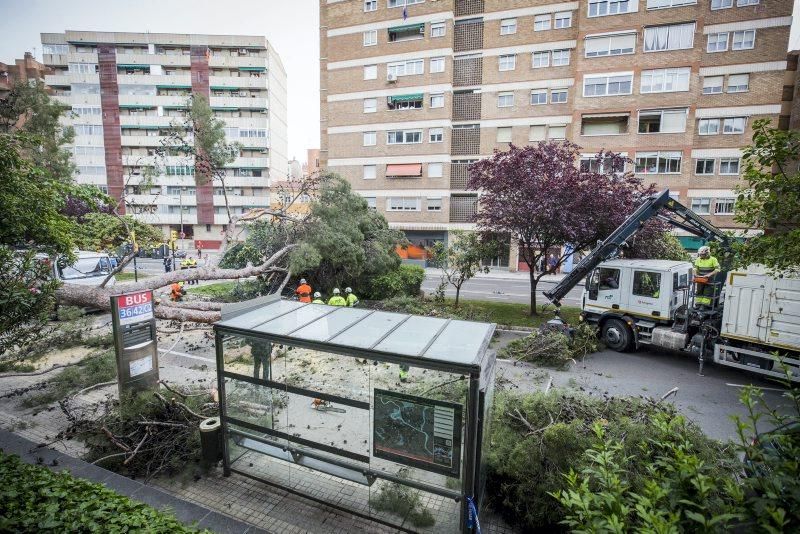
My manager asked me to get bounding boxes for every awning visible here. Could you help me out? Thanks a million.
[582,112,630,119]
[162,105,188,109]
[211,86,239,90]
[119,104,155,109]
[117,64,148,69]
[389,93,424,103]
[386,163,422,177]
[156,85,191,89]
[388,23,425,32]
[122,125,162,130]
[239,67,266,71]
[212,107,240,111]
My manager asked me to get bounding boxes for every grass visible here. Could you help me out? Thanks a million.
[187,281,237,298]
[453,300,581,329]
[21,349,117,407]
[115,272,152,282]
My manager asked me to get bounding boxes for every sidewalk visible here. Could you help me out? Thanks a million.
[424,267,570,283]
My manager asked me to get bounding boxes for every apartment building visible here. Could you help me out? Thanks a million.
[320,0,795,268]
[0,52,52,99]
[41,30,288,248]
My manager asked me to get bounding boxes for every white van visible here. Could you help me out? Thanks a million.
[54,251,117,287]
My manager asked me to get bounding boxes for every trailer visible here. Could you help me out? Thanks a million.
[544,189,800,382]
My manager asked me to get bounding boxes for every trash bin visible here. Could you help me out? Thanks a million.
[199,417,222,463]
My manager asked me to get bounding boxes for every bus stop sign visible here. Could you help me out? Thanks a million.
[111,290,159,396]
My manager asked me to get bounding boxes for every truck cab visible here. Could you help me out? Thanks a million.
[582,259,693,350]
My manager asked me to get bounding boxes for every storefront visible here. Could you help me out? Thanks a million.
[214,295,497,532]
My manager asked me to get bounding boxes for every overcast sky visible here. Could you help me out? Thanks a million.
[0,0,320,164]
[0,0,798,165]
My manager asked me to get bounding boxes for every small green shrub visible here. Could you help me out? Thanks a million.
[0,451,207,532]
[366,264,425,300]
[370,482,435,528]
[22,349,117,407]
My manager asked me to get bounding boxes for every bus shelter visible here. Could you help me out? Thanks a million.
[214,295,497,533]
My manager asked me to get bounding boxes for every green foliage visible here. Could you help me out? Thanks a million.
[22,349,117,407]
[0,248,60,357]
[628,230,691,262]
[735,119,800,274]
[0,451,207,532]
[370,481,436,528]
[430,231,496,307]
[188,279,269,302]
[499,332,573,369]
[72,212,163,252]
[288,174,406,292]
[486,391,733,530]
[365,264,425,300]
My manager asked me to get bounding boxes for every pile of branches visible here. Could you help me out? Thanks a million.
[57,383,217,481]
[500,324,599,369]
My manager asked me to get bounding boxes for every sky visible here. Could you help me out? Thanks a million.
[0,0,320,165]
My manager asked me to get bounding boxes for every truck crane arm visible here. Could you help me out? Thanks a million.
[543,189,730,307]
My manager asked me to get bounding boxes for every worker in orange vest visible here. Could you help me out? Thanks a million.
[170,281,186,302]
[295,278,312,303]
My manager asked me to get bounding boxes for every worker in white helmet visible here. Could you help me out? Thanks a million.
[312,292,325,304]
[345,287,359,307]
[295,278,312,303]
[327,287,346,306]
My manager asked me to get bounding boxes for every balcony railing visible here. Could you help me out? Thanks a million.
[449,195,478,223]
[455,0,484,17]
[451,126,480,156]
[452,92,481,121]
[450,161,475,190]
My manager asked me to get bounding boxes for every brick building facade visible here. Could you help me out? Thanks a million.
[320,0,796,268]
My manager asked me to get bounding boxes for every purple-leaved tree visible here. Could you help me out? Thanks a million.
[468,141,656,315]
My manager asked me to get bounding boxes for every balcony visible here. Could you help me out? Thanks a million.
[116,53,190,67]
[121,135,170,147]
[45,73,99,86]
[213,195,270,206]
[209,75,268,89]
[455,0,484,17]
[117,74,191,87]
[120,115,184,129]
[43,53,68,66]
[210,96,268,110]
[450,161,474,190]
[451,126,480,156]
[454,20,483,53]
[118,94,190,108]
[453,92,481,121]
[228,156,269,168]
[453,56,482,87]
[208,55,268,69]
[449,195,478,223]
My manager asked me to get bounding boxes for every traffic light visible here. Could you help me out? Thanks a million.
[170,230,178,241]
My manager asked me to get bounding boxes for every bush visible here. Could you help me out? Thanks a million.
[486,391,734,531]
[370,481,435,528]
[0,451,207,532]
[365,264,425,300]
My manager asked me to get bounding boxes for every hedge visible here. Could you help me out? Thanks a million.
[0,451,207,532]
[365,264,425,300]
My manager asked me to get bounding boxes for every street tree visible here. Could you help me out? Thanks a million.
[735,119,800,274]
[430,231,496,308]
[73,213,164,253]
[468,142,655,315]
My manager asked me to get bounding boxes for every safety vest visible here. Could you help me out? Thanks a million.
[694,256,720,276]
[328,295,347,306]
[346,293,359,307]
[312,298,325,304]
[296,284,312,303]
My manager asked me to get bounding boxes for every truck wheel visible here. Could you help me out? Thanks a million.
[602,319,633,352]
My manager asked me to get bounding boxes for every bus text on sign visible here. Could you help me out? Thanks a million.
[116,290,154,326]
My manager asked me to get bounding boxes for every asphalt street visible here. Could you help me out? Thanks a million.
[421,273,584,306]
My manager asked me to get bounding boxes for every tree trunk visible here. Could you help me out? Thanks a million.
[454,284,461,308]
[529,270,538,316]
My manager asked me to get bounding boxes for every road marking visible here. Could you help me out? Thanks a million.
[158,348,215,363]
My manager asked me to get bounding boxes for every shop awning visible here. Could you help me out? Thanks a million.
[389,93,424,103]
[386,163,422,177]
[239,67,266,72]
[388,23,425,33]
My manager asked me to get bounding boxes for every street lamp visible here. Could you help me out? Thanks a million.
[179,186,187,249]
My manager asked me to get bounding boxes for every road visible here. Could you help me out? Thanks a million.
[421,273,584,306]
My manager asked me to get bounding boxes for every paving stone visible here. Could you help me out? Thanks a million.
[196,510,252,534]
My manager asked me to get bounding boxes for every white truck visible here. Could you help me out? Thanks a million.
[545,190,800,382]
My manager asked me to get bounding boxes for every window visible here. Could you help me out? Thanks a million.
[363,165,376,180]
[428,163,443,177]
[363,30,377,46]
[364,0,377,11]
[500,18,517,35]
[549,125,567,139]
[732,30,755,50]
[644,23,695,52]
[387,197,420,211]
[551,89,568,103]
[698,118,721,135]
[737,0,759,5]
[430,93,444,108]
[72,106,102,116]
[165,165,195,176]
[640,67,690,93]
[388,59,424,77]
[691,198,711,214]
[365,197,377,210]
[498,92,514,107]
[68,63,98,74]
[632,271,662,298]
[532,51,550,68]
[430,57,445,73]
[723,117,746,134]
[598,268,621,290]
[363,98,377,113]
[364,65,377,80]
[74,124,104,135]
[429,127,444,142]
[43,44,69,54]
[552,49,570,66]
[707,32,729,52]
[719,158,740,174]
[585,33,636,57]
[240,129,267,138]
[634,151,682,173]
[588,0,632,17]
[695,159,715,174]
[583,74,633,96]
[431,22,446,38]
[77,165,107,176]
[715,198,735,214]
[387,130,423,144]
[499,54,516,71]
[73,145,105,156]
[647,0,696,7]
[529,125,547,141]
[712,0,733,8]
[638,109,687,134]
[534,14,551,31]
[531,90,547,105]
[427,198,442,211]
[702,76,724,94]
[582,114,629,135]
[497,127,512,143]
[389,0,422,6]
[363,131,376,146]
[727,73,749,93]
[554,12,572,28]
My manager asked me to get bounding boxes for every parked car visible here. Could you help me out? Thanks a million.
[174,250,187,259]
[54,251,116,287]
